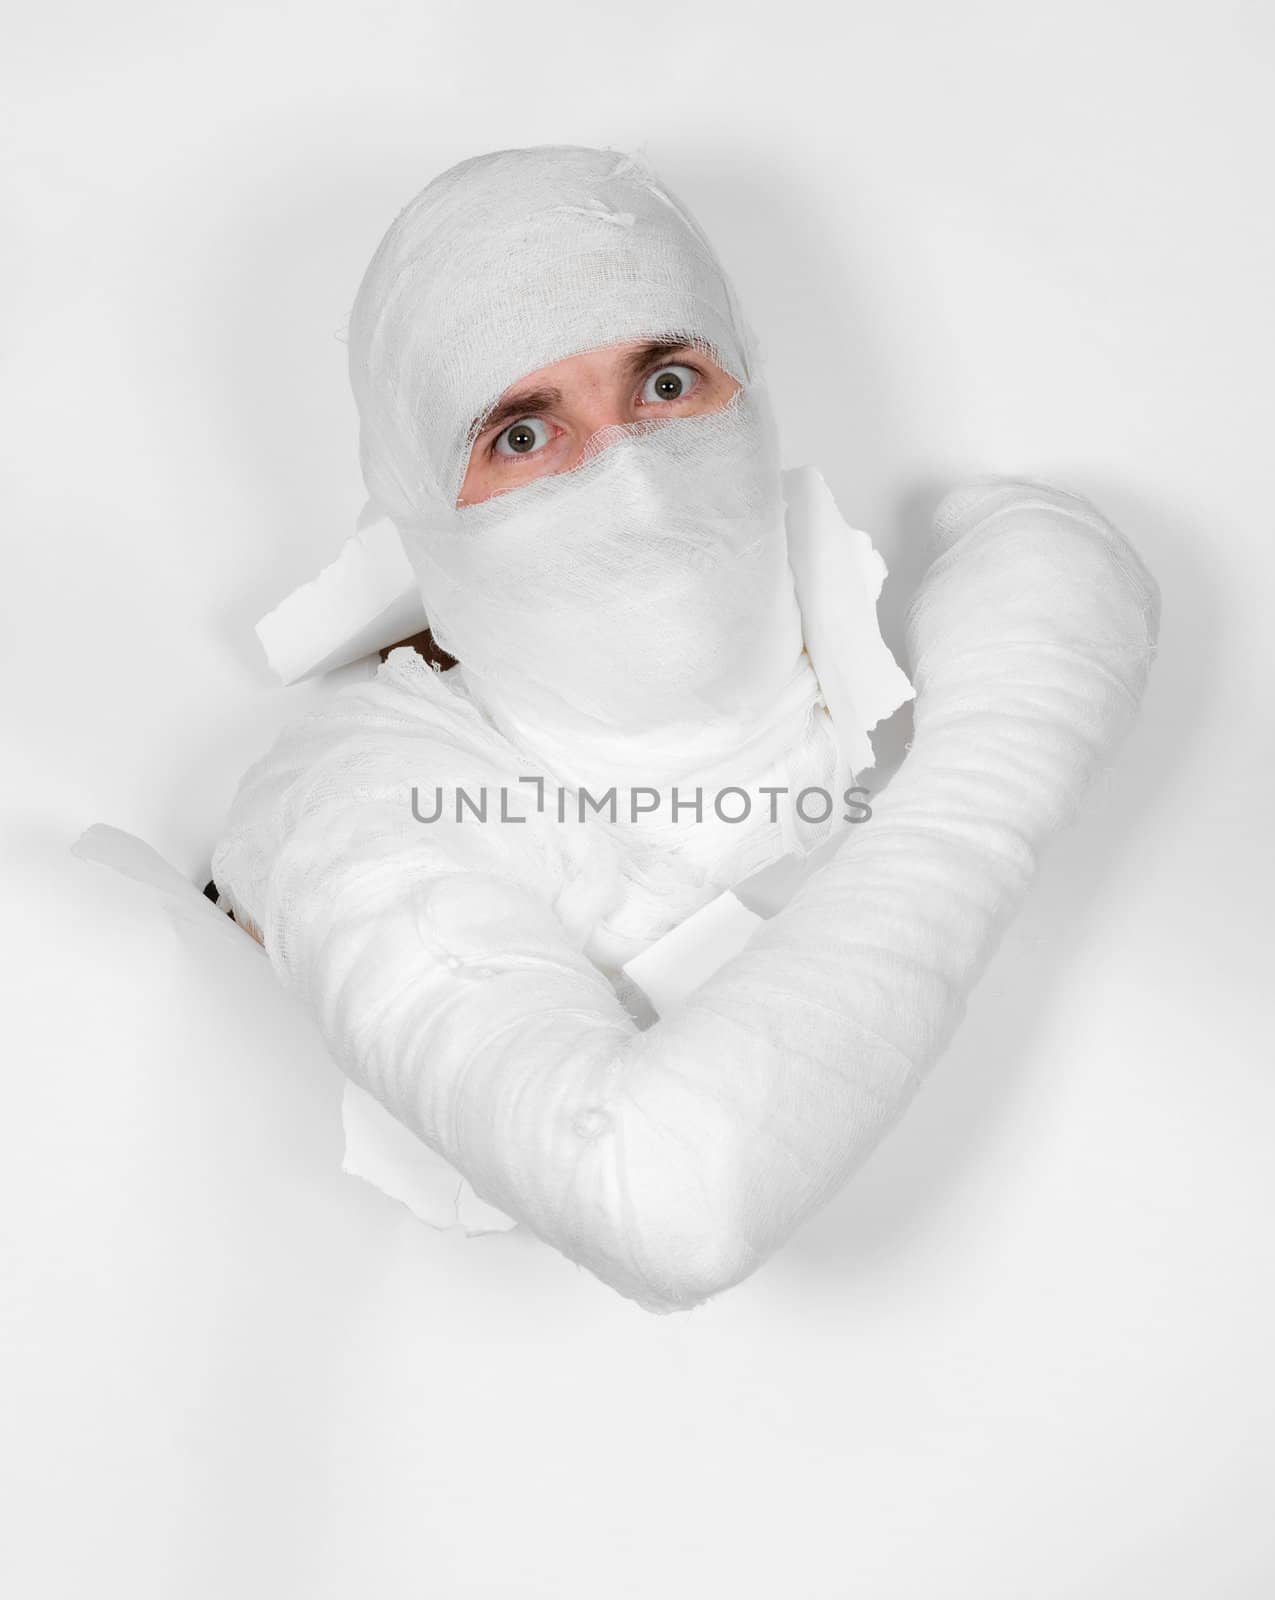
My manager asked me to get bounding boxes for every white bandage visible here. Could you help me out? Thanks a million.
[208,147,1159,1312]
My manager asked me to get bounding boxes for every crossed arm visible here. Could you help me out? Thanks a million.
[212,480,1158,1314]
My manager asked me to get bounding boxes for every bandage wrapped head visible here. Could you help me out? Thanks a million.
[346,145,819,792]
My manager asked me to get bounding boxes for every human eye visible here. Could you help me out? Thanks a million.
[490,416,554,460]
[638,362,702,406]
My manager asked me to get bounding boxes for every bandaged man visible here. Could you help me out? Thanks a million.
[210,145,1159,1315]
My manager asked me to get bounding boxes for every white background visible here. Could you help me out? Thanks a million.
[4,3,1272,1595]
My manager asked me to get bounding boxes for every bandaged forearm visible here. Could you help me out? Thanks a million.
[214,482,1158,1315]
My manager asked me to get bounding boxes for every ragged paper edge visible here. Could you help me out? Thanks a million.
[69,822,509,1236]
[256,519,426,686]
[783,465,915,776]
[70,823,265,952]
[342,1083,520,1235]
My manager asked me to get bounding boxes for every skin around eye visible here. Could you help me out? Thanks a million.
[488,364,705,464]
[457,341,741,507]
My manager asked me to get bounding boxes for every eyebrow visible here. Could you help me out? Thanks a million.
[467,336,708,441]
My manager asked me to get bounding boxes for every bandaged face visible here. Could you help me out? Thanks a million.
[346,146,822,793]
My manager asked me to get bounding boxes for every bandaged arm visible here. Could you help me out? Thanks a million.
[213,481,1159,1315]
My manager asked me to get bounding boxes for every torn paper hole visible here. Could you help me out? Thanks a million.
[83,464,915,1239]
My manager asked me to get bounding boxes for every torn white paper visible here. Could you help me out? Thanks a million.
[342,1079,519,1234]
[783,465,916,775]
[256,519,423,686]
[71,823,266,952]
[619,887,765,1018]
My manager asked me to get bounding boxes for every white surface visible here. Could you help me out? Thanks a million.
[4,3,1272,1596]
